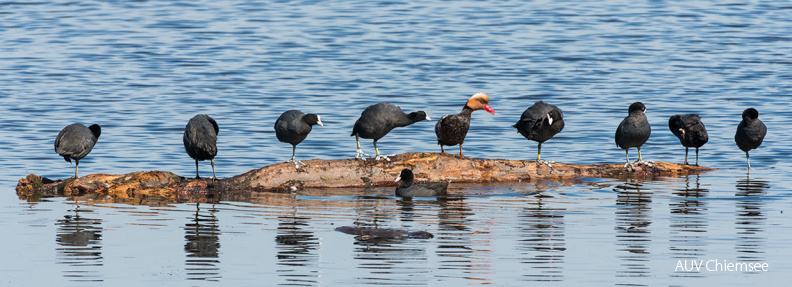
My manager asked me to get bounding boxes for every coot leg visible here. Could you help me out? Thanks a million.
[624,149,630,164]
[210,159,217,180]
[633,147,654,167]
[194,160,201,179]
[695,147,699,166]
[373,139,393,161]
[684,147,689,165]
[286,145,307,169]
[638,147,642,161]
[535,142,555,168]
[623,150,635,171]
[746,151,751,170]
[354,135,370,160]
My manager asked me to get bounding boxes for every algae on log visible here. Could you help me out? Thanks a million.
[16,152,713,201]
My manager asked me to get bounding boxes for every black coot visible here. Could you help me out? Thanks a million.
[513,101,564,165]
[734,108,766,169]
[351,103,430,161]
[394,169,449,197]
[275,110,323,169]
[668,114,708,165]
[183,114,219,179]
[615,102,651,167]
[55,123,101,178]
[435,92,496,157]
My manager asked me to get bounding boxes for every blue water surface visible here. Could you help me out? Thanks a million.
[1,0,791,286]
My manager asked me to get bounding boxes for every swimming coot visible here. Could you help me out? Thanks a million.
[183,114,219,179]
[394,169,448,197]
[351,103,430,161]
[734,108,766,169]
[668,114,708,166]
[513,101,564,166]
[55,123,101,178]
[275,110,323,169]
[615,102,651,168]
[434,92,496,157]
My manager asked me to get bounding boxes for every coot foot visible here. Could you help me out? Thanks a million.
[623,162,636,171]
[287,158,307,170]
[624,160,654,171]
[635,159,654,168]
[536,159,555,168]
[374,154,395,161]
[355,148,370,160]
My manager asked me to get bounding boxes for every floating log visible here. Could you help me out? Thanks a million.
[16,152,713,202]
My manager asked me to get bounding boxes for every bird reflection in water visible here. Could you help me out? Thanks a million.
[519,193,566,282]
[184,203,221,281]
[345,195,431,285]
[56,205,103,283]
[734,174,770,262]
[396,197,416,222]
[669,175,710,277]
[274,208,319,285]
[613,181,652,279]
[396,195,459,223]
[435,196,492,283]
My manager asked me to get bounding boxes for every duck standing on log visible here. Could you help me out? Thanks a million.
[351,103,430,161]
[434,92,496,157]
[274,110,323,169]
[668,114,708,166]
[615,102,652,169]
[734,108,766,170]
[513,101,564,167]
[55,123,102,178]
[183,114,219,179]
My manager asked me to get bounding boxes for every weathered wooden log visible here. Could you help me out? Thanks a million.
[16,152,713,202]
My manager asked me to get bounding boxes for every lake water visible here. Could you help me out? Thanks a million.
[1,0,791,285]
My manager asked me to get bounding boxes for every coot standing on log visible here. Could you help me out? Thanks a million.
[183,114,218,179]
[734,108,766,170]
[615,102,652,169]
[274,110,323,169]
[351,103,430,161]
[435,92,496,157]
[55,123,101,178]
[668,114,708,166]
[513,101,564,166]
[394,169,449,197]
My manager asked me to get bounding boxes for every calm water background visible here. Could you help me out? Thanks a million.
[1,0,791,285]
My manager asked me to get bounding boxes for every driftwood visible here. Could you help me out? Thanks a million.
[16,152,713,202]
